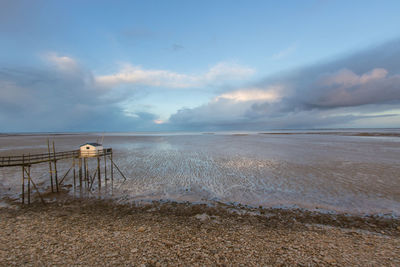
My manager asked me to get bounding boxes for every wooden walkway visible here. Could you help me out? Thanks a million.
[0,148,112,168]
[0,141,124,205]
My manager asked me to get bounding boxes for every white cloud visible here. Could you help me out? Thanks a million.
[215,86,283,103]
[95,62,255,89]
[44,52,79,73]
[153,119,165,124]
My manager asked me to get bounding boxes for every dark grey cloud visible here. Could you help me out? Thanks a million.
[169,39,400,130]
[0,58,160,132]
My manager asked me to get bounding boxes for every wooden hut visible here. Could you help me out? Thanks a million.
[79,143,103,157]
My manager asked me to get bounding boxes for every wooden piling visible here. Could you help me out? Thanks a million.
[2,145,114,204]
[110,158,127,181]
[73,158,76,190]
[21,154,25,204]
[47,139,54,193]
[52,141,59,192]
[79,158,82,188]
[110,152,114,183]
[23,168,46,205]
[104,153,107,187]
[85,158,89,189]
[110,151,114,193]
[97,155,101,190]
[27,155,31,205]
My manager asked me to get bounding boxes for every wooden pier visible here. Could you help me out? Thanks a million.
[0,140,125,205]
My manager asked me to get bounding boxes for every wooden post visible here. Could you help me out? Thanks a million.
[73,158,76,190]
[52,141,59,192]
[104,152,107,187]
[110,159,127,181]
[47,139,54,193]
[83,158,86,186]
[24,168,46,205]
[21,154,25,205]
[110,152,114,193]
[85,158,89,189]
[27,155,31,205]
[97,155,101,190]
[79,158,82,188]
[110,151,114,183]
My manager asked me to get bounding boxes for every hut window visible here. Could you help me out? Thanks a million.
[86,146,90,149]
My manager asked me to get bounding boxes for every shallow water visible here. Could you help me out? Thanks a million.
[0,130,400,215]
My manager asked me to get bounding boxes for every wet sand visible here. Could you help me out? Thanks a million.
[0,198,399,266]
[3,132,400,216]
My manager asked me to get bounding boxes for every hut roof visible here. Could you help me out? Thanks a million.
[80,143,102,147]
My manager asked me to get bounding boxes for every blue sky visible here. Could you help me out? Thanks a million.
[1,0,400,131]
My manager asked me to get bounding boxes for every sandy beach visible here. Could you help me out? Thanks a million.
[0,197,399,266]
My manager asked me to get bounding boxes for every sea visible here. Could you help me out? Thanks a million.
[0,129,399,216]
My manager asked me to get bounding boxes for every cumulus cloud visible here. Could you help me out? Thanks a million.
[215,86,283,102]
[0,54,161,132]
[95,62,255,89]
[2,39,400,132]
[169,40,400,130]
[44,53,80,73]
[0,53,256,131]
[299,68,400,109]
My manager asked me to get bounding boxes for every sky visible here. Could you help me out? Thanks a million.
[1,0,400,132]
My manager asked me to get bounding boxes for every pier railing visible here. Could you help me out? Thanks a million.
[0,142,123,205]
[0,148,113,168]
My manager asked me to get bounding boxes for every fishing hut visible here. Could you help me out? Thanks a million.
[0,140,127,205]
[80,143,103,157]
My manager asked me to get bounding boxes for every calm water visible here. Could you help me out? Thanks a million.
[1,130,400,215]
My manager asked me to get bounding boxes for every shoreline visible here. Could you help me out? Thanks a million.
[1,197,399,265]
[2,189,400,235]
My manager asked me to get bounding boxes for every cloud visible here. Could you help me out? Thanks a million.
[0,52,257,131]
[299,68,400,109]
[215,86,283,102]
[95,62,255,89]
[2,39,400,132]
[0,54,162,132]
[44,53,80,73]
[153,119,165,124]
[168,39,400,130]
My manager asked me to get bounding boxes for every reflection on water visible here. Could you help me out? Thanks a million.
[0,131,400,215]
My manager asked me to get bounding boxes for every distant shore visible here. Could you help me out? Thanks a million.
[0,197,399,266]
[260,131,400,137]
